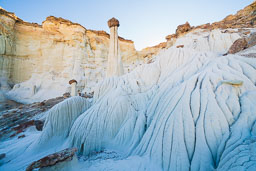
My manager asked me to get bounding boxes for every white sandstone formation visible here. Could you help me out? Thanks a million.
[106,18,124,77]
[2,43,255,171]
[34,96,91,146]
[1,7,251,104]
[0,9,141,103]
[1,2,256,171]
[1,2,256,103]
[69,79,77,97]
[173,29,241,54]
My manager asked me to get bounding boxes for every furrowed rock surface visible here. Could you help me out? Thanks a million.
[3,46,256,171]
[1,2,256,169]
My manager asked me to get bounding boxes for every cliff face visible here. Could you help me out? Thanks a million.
[0,8,140,91]
[85,30,139,70]
[3,17,87,84]
[0,2,255,103]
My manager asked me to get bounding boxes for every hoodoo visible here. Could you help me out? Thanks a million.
[106,17,124,77]
[69,79,77,97]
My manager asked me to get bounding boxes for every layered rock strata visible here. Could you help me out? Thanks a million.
[0,8,140,94]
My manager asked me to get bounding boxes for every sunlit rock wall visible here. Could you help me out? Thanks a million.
[0,8,141,93]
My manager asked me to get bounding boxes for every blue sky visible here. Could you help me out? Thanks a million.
[0,0,254,50]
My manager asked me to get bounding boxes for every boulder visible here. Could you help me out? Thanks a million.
[228,38,248,54]
[26,148,77,171]
[227,32,256,54]
[176,22,192,36]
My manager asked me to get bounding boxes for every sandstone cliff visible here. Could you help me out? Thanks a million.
[0,2,255,103]
[0,7,140,97]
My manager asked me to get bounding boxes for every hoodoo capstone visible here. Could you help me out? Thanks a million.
[106,18,124,77]
[107,17,120,28]
[69,79,77,97]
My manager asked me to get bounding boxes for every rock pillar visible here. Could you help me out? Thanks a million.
[69,79,77,97]
[106,18,124,77]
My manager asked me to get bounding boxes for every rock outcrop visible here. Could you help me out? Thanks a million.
[211,2,256,29]
[227,32,256,54]
[227,38,248,54]
[176,21,192,36]
[139,21,192,58]
[0,96,65,139]
[0,8,140,96]
[1,2,256,171]
[138,42,166,59]
[26,148,77,171]
[159,1,256,54]
[0,2,255,102]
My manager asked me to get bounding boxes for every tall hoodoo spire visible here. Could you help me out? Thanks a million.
[106,17,124,77]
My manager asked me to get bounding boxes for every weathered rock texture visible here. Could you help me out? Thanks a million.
[0,2,255,96]
[140,2,256,59]
[176,21,192,36]
[0,96,65,139]
[138,42,166,59]
[26,148,77,171]
[211,1,256,29]
[227,38,248,54]
[227,32,256,54]
[0,8,140,92]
